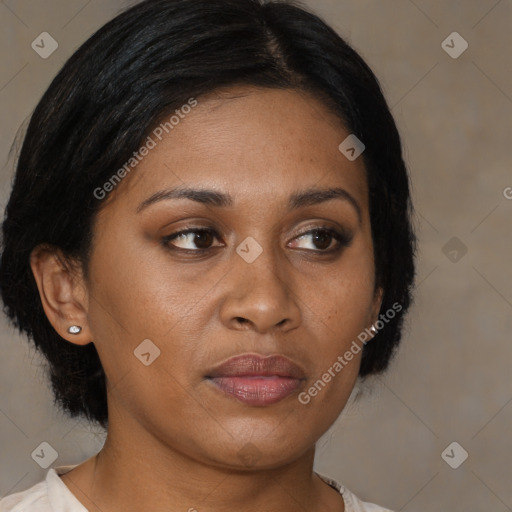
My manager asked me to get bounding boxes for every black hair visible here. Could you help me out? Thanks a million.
[0,0,416,428]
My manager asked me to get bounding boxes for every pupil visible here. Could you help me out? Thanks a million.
[313,231,331,250]
[195,231,212,248]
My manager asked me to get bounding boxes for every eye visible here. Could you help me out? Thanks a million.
[289,227,352,252]
[162,228,223,251]
[162,226,352,254]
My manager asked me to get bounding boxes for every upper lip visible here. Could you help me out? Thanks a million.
[206,353,306,379]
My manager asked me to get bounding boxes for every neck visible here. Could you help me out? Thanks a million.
[60,414,343,512]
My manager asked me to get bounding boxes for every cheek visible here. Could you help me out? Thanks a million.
[299,284,367,416]
[301,252,375,378]
[87,233,190,336]
[308,254,376,331]
[85,233,221,384]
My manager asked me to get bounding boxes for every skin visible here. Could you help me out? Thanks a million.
[30,86,383,512]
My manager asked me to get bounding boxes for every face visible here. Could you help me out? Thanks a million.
[42,86,383,470]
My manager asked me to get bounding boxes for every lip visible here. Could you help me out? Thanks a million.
[205,353,306,406]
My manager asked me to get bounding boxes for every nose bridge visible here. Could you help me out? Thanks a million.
[220,237,301,332]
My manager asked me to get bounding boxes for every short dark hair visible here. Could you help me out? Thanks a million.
[0,0,416,428]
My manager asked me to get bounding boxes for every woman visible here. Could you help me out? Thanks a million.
[0,0,416,510]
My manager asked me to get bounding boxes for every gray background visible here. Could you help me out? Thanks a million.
[1,1,511,510]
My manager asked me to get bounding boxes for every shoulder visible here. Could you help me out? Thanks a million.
[0,479,50,512]
[0,465,84,512]
[316,472,395,512]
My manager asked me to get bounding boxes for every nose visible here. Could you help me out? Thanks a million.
[219,248,301,334]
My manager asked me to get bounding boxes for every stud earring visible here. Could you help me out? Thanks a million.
[370,325,377,335]
[67,325,82,335]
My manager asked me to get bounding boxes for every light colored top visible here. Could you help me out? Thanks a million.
[0,465,394,511]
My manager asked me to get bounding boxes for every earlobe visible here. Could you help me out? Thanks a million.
[30,245,92,345]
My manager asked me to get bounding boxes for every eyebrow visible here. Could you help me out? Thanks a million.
[137,185,362,223]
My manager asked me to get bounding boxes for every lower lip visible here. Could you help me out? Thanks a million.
[208,376,303,406]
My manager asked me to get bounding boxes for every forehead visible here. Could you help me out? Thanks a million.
[108,86,369,214]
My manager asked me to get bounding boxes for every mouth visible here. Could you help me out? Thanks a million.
[205,353,306,406]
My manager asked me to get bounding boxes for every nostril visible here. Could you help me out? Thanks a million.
[235,317,248,324]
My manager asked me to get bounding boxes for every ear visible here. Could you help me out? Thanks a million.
[30,245,92,345]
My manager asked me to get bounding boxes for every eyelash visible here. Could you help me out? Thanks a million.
[161,226,352,255]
